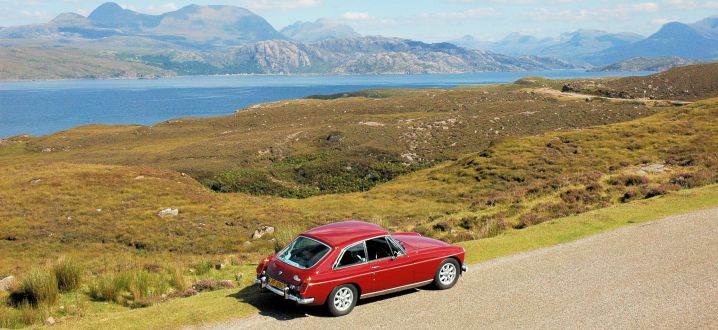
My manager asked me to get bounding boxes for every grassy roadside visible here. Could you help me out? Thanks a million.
[54,184,718,329]
[460,184,718,264]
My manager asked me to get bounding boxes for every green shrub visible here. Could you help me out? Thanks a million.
[53,257,82,292]
[9,268,58,308]
[192,261,213,276]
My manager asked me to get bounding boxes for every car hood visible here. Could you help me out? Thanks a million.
[393,234,449,252]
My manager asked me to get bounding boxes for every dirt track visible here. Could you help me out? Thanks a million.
[197,207,718,329]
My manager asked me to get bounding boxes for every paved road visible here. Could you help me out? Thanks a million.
[199,207,718,329]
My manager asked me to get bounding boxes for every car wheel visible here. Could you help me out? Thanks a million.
[433,258,460,290]
[327,284,358,317]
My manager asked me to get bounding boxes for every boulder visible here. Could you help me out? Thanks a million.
[158,208,179,218]
[0,275,15,291]
[252,225,275,239]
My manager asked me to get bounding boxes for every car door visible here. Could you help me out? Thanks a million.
[366,236,414,293]
[331,241,374,294]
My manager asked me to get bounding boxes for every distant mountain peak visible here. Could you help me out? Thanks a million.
[280,18,360,43]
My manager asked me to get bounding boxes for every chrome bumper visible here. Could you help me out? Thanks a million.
[461,264,468,272]
[256,276,315,305]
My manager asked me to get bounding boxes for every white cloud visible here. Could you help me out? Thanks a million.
[664,0,718,9]
[651,17,677,24]
[231,0,322,10]
[342,11,370,20]
[120,3,178,15]
[425,7,501,19]
[528,2,659,22]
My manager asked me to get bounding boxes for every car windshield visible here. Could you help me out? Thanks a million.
[277,236,331,269]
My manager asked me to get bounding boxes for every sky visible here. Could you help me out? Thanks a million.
[1,0,717,42]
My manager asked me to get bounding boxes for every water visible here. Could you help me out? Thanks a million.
[0,71,649,138]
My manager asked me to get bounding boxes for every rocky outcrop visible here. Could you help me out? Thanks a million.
[252,225,275,239]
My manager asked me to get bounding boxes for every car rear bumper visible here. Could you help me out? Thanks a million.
[256,276,315,305]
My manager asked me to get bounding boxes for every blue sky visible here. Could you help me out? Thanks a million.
[2,0,717,41]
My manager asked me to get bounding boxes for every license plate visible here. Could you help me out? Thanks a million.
[268,277,285,289]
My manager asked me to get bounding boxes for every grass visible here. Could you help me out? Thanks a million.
[54,184,718,329]
[53,257,83,292]
[9,268,59,308]
[459,184,718,264]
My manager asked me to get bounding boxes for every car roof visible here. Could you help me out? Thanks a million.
[302,221,389,247]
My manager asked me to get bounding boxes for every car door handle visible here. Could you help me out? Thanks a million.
[371,266,381,269]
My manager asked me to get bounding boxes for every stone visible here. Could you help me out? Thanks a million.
[158,208,179,218]
[638,163,667,174]
[214,263,225,270]
[44,317,56,326]
[0,275,15,291]
[252,225,275,239]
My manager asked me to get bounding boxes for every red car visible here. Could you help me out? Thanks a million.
[255,221,467,316]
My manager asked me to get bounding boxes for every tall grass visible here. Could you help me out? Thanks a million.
[87,270,170,306]
[273,224,304,253]
[53,257,82,292]
[0,303,48,329]
[169,268,190,292]
[9,268,58,308]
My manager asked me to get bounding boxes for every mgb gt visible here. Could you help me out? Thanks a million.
[256,221,467,316]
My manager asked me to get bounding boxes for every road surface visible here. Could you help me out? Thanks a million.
[198,207,718,329]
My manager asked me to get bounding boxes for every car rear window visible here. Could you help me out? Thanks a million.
[277,236,331,269]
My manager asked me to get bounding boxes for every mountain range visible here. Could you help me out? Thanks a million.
[0,2,577,79]
[0,2,717,79]
[451,16,718,66]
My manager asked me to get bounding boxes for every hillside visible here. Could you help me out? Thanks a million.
[591,57,699,72]
[0,47,174,80]
[15,79,660,198]
[565,63,718,101]
[1,69,718,327]
[0,77,716,274]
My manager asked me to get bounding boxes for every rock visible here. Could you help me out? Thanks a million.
[326,132,343,142]
[134,175,145,180]
[30,178,42,185]
[158,208,179,218]
[636,163,667,175]
[44,316,56,326]
[0,275,15,291]
[214,263,225,270]
[252,225,275,239]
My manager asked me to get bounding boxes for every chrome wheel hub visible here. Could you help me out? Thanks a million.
[333,287,353,311]
[439,263,457,285]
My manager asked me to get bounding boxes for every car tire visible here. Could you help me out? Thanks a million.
[433,258,460,290]
[327,284,358,317]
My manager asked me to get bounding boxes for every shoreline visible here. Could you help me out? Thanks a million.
[0,68,652,84]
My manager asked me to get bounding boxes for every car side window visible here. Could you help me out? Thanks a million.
[337,242,367,268]
[387,236,404,256]
[366,237,393,261]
